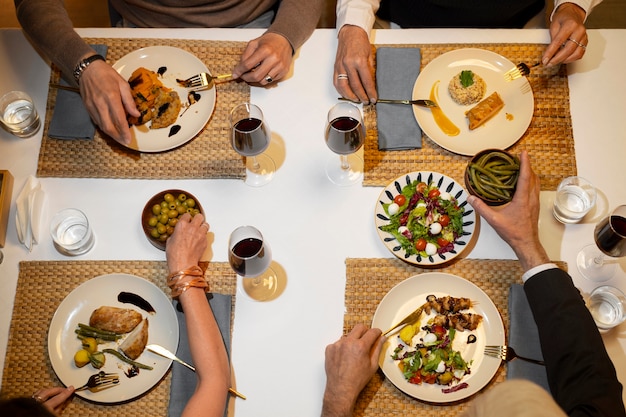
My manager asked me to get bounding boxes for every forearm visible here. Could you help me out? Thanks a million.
[524,269,625,416]
[15,0,95,85]
[321,389,355,417]
[552,0,603,21]
[336,0,380,35]
[268,0,323,51]
[179,287,230,417]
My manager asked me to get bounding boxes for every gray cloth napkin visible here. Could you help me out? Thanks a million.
[48,44,108,140]
[507,284,550,392]
[375,47,422,150]
[168,293,232,417]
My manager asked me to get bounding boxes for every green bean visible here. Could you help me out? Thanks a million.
[103,348,154,370]
[75,324,122,341]
[467,151,520,202]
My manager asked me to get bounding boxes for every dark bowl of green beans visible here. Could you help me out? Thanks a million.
[142,189,203,250]
[464,149,520,206]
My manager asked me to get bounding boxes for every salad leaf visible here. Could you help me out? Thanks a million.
[460,70,474,88]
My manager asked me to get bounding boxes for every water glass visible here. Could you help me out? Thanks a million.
[552,176,596,224]
[0,91,41,138]
[50,208,95,256]
[587,285,626,331]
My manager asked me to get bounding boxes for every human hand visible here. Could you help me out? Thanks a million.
[165,213,209,274]
[334,25,377,104]
[321,324,385,417]
[467,151,549,271]
[79,60,140,146]
[32,386,75,416]
[542,3,588,67]
[232,33,293,86]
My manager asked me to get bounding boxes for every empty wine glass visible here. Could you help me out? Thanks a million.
[324,102,365,186]
[230,103,275,186]
[228,225,278,301]
[577,205,626,282]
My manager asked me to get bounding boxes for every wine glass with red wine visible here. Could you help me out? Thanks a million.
[228,225,278,301]
[230,103,275,186]
[577,205,626,282]
[324,102,365,186]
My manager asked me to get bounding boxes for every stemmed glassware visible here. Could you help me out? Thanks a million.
[324,102,365,186]
[228,225,278,301]
[577,205,626,282]
[230,103,275,187]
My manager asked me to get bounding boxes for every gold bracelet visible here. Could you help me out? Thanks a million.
[167,265,204,284]
[170,277,209,299]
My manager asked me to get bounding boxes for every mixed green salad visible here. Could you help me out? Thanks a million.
[391,323,472,389]
[379,181,465,257]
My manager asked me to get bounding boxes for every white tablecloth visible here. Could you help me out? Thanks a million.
[1,28,625,415]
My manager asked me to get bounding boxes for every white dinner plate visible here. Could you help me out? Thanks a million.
[48,274,179,403]
[372,273,505,403]
[374,171,476,266]
[112,46,216,152]
[412,48,534,156]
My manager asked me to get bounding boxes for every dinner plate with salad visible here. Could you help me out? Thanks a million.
[372,272,505,403]
[374,171,476,265]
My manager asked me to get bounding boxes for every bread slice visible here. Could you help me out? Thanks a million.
[119,317,149,360]
[465,91,504,130]
[89,306,142,333]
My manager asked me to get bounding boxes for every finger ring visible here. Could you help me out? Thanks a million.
[567,37,586,49]
[32,394,43,403]
[337,73,349,80]
[201,222,209,229]
[265,74,273,83]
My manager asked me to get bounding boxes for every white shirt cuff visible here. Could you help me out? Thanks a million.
[521,263,560,283]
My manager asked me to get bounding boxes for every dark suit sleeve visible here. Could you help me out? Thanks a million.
[524,268,625,417]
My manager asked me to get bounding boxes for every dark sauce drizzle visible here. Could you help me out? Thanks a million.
[157,66,167,76]
[117,292,155,313]
[169,125,181,137]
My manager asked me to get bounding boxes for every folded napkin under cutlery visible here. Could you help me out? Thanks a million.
[48,44,108,140]
[375,47,423,151]
[507,284,550,392]
[168,293,232,417]
[15,175,46,252]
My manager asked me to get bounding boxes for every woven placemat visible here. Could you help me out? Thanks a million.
[0,260,236,417]
[364,43,576,190]
[37,38,249,179]
[344,257,567,416]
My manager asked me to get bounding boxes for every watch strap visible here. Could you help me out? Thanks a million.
[72,54,106,84]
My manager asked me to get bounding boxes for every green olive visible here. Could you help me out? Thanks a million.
[159,213,169,224]
[150,228,160,238]
[148,216,158,227]
[164,193,175,203]
[168,209,179,219]
[157,223,167,234]
[168,218,178,227]
[152,204,161,215]
[178,193,187,201]
[185,198,196,208]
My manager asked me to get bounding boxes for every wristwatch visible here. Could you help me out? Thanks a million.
[72,54,106,84]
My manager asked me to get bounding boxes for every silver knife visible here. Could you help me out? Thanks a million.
[376,98,438,108]
[146,344,246,399]
[338,97,437,108]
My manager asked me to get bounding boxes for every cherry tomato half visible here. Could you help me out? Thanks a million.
[428,189,441,199]
[432,325,446,340]
[437,237,450,248]
[393,194,407,206]
[439,214,450,227]
[415,238,427,251]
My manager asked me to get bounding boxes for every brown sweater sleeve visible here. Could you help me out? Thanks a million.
[267,0,323,51]
[15,0,96,85]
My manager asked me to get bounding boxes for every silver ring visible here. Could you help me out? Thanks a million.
[32,394,44,403]
[337,73,349,80]
[567,37,586,49]
[201,222,209,229]
[264,75,273,83]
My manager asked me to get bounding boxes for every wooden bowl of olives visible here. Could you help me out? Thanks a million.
[464,149,520,206]
[142,189,203,250]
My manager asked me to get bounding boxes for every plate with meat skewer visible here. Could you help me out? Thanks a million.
[372,272,504,403]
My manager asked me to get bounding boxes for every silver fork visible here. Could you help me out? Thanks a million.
[75,371,120,392]
[176,72,232,91]
[484,345,545,366]
[503,62,540,82]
